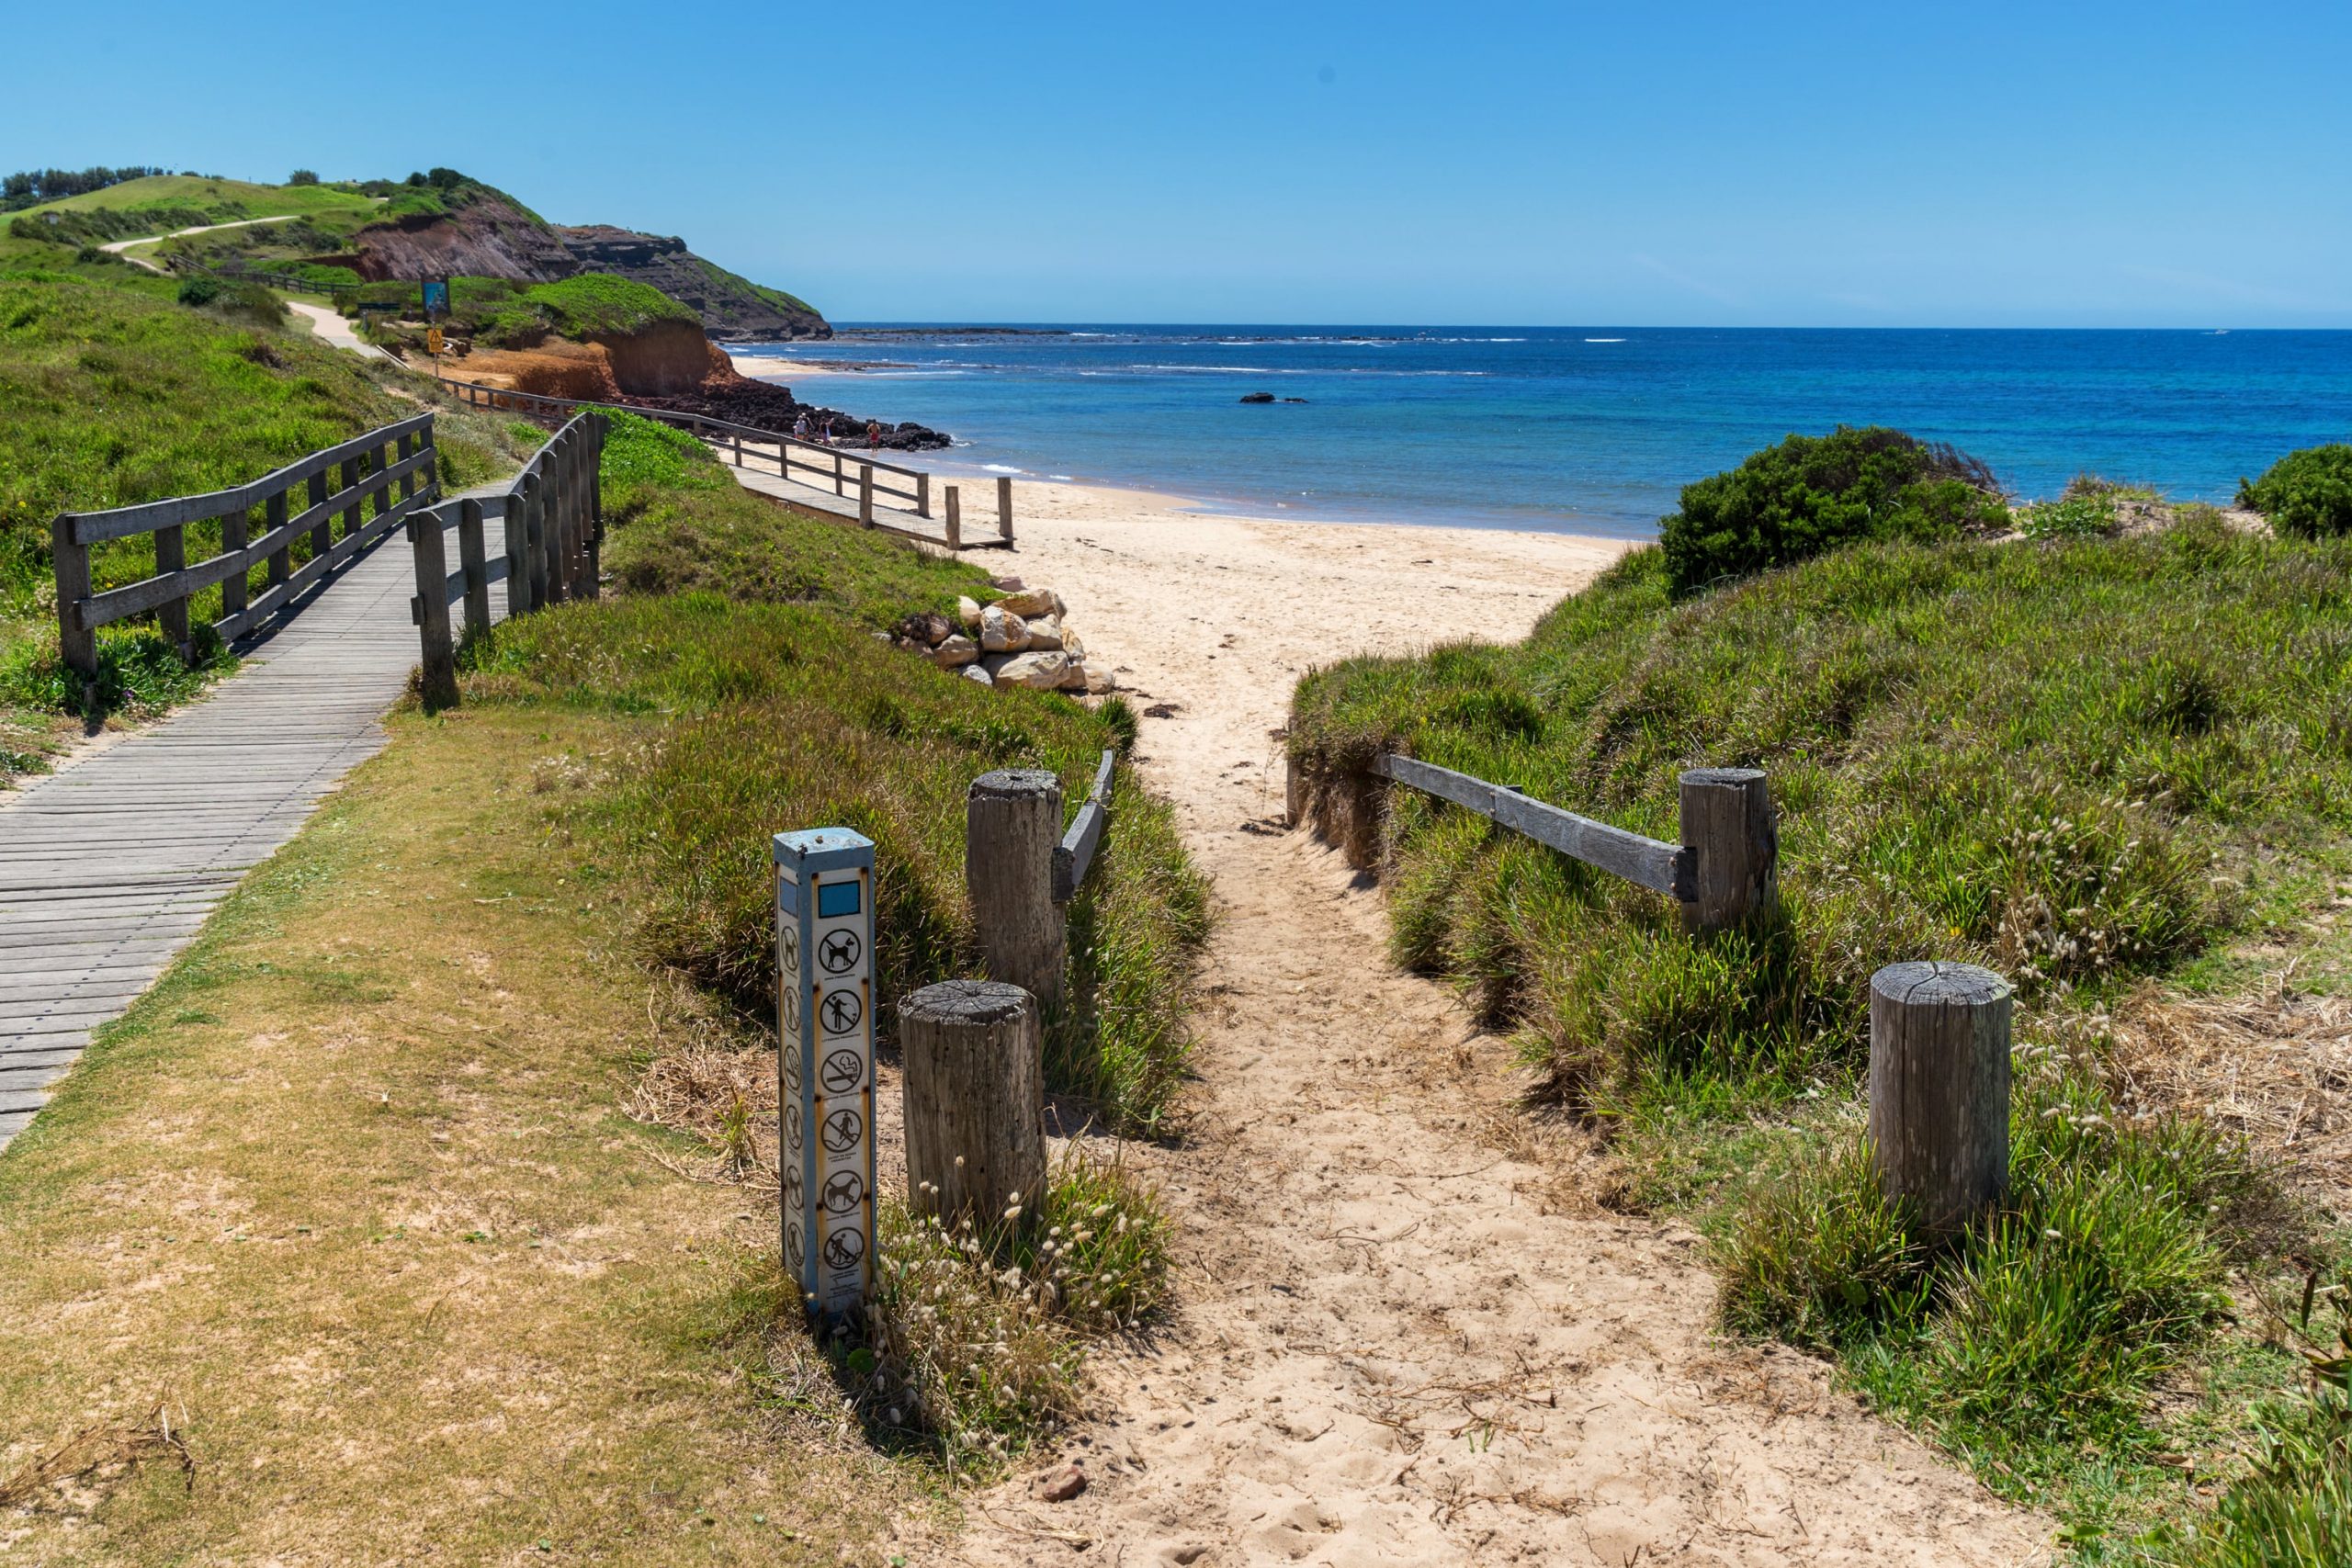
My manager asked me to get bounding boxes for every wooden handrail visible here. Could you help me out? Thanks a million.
[1051,750,1117,904]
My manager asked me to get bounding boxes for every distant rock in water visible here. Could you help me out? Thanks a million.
[1283,396,1309,403]
[1239,391,1276,404]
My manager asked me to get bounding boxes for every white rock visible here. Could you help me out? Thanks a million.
[997,586,1057,619]
[1081,661,1116,695]
[960,662,994,686]
[933,634,978,669]
[957,595,982,628]
[994,650,1072,690]
[1025,614,1064,650]
[979,604,1030,653]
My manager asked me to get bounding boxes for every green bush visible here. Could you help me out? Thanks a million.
[287,169,319,186]
[1660,426,2009,595]
[2239,445,2352,538]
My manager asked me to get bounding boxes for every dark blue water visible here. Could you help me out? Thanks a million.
[735,327,2352,537]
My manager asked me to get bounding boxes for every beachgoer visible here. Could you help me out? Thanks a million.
[866,420,881,451]
[793,412,809,442]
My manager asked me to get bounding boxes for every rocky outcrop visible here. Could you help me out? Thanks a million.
[443,317,729,400]
[351,188,577,282]
[557,224,831,341]
[620,370,952,452]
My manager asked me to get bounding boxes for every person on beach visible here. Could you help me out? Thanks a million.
[793,412,810,443]
[866,420,882,451]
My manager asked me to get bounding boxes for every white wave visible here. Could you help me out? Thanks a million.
[1585,337,1625,343]
[981,464,1025,474]
[1049,473,1075,481]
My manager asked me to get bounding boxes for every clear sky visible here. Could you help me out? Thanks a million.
[6,1,2347,327]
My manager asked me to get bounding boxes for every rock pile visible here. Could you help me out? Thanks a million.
[890,581,1116,695]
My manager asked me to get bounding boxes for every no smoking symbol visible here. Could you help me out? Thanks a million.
[820,1170,865,1214]
[820,1048,865,1094]
[821,1107,864,1154]
[819,930,861,975]
[823,1227,866,1270]
[820,989,863,1035]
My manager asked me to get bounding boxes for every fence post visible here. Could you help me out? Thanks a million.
[458,497,491,637]
[917,471,931,520]
[775,827,878,1329]
[859,464,875,528]
[154,524,189,658]
[944,485,961,550]
[409,508,458,710]
[501,493,529,619]
[585,414,605,596]
[1868,962,2011,1233]
[899,980,1045,1233]
[1678,767,1777,932]
[834,449,844,496]
[220,502,251,623]
[266,488,291,594]
[336,456,361,548]
[51,516,96,706]
[523,473,549,611]
[967,769,1067,1006]
[997,475,1015,545]
[307,468,331,555]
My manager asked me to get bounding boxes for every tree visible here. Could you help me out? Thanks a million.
[288,168,319,186]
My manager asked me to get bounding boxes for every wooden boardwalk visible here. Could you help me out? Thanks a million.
[0,517,496,1152]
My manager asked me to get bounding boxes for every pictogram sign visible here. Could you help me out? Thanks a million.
[775,827,876,1326]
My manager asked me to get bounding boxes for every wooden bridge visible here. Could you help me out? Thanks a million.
[0,413,598,1153]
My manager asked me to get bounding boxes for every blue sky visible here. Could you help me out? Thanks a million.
[6,1,2347,326]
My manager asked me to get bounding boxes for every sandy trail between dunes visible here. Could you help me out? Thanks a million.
[888,479,2049,1567]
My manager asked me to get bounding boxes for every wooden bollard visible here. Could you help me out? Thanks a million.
[859,464,875,527]
[1679,767,1776,931]
[967,769,1066,1005]
[997,474,1015,544]
[944,485,962,550]
[409,509,458,710]
[1868,962,2012,1232]
[899,979,1046,1231]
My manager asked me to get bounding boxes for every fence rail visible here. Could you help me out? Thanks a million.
[51,413,439,703]
[1052,750,1117,904]
[406,412,605,709]
[434,376,1009,552]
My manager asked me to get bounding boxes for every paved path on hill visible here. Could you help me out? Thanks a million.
[100,215,301,273]
[286,299,391,360]
[0,506,502,1153]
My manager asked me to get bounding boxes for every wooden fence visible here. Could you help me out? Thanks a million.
[435,377,1010,553]
[51,412,439,705]
[405,412,606,709]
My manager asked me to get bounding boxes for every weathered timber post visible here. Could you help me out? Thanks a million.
[1284,748,1307,828]
[220,502,251,623]
[584,414,605,595]
[457,497,492,637]
[997,474,1015,545]
[50,516,96,705]
[917,470,931,519]
[775,827,877,1327]
[154,523,189,658]
[1868,962,2012,1232]
[1679,767,1777,932]
[859,464,876,528]
[523,472,549,611]
[409,508,459,710]
[899,980,1046,1231]
[944,485,962,550]
[266,488,291,594]
[833,449,844,496]
[501,493,529,619]
[967,769,1067,1006]
[307,467,332,555]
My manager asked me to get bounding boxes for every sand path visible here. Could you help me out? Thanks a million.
[921,480,2048,1565]
[99,214,300,273]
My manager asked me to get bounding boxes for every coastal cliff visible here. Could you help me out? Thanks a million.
[555,225,830,341]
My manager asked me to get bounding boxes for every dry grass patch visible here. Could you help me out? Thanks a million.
[0,705,922,1562]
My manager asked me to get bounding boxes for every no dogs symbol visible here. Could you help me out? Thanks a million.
[786,1220,805,1270]
[819,930,862,975]
[820,1170,866,1214]
[820,989,863,1036]
[820,1048,865,1094]
[821,1107,865,1155]
[783,1165,804,1213]
[822,1227,866,1270]
[780,925,799,974]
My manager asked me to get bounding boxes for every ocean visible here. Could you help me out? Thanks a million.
[733,327,2352,538]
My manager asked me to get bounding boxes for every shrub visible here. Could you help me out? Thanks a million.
[287,169,319,186]
[1659,425,2008,594]
[2239,445,2352,538]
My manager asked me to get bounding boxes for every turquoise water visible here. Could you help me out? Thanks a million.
[736,326,2352,537]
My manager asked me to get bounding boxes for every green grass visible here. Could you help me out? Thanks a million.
[1287,513,2352,1553]
[524,274,698,337]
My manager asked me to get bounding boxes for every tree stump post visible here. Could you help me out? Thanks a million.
[1868,962,2012,1233]
[899,980,1046,1232]
[1679,767,1777,931]
[408,508,459,711]
[997,474,1015,544]
[859,464,876,528]
[967,769,1066,1006]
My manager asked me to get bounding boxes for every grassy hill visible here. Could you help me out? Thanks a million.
[1289,503,2352,1559]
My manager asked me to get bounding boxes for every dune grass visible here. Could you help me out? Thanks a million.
[1287,514,2352,1556]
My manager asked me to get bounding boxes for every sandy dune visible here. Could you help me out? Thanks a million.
[897,478,2049,1565]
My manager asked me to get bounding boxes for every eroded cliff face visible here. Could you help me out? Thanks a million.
[453,317,729,400]
[556,225,831,340]
[351,190,578,282]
